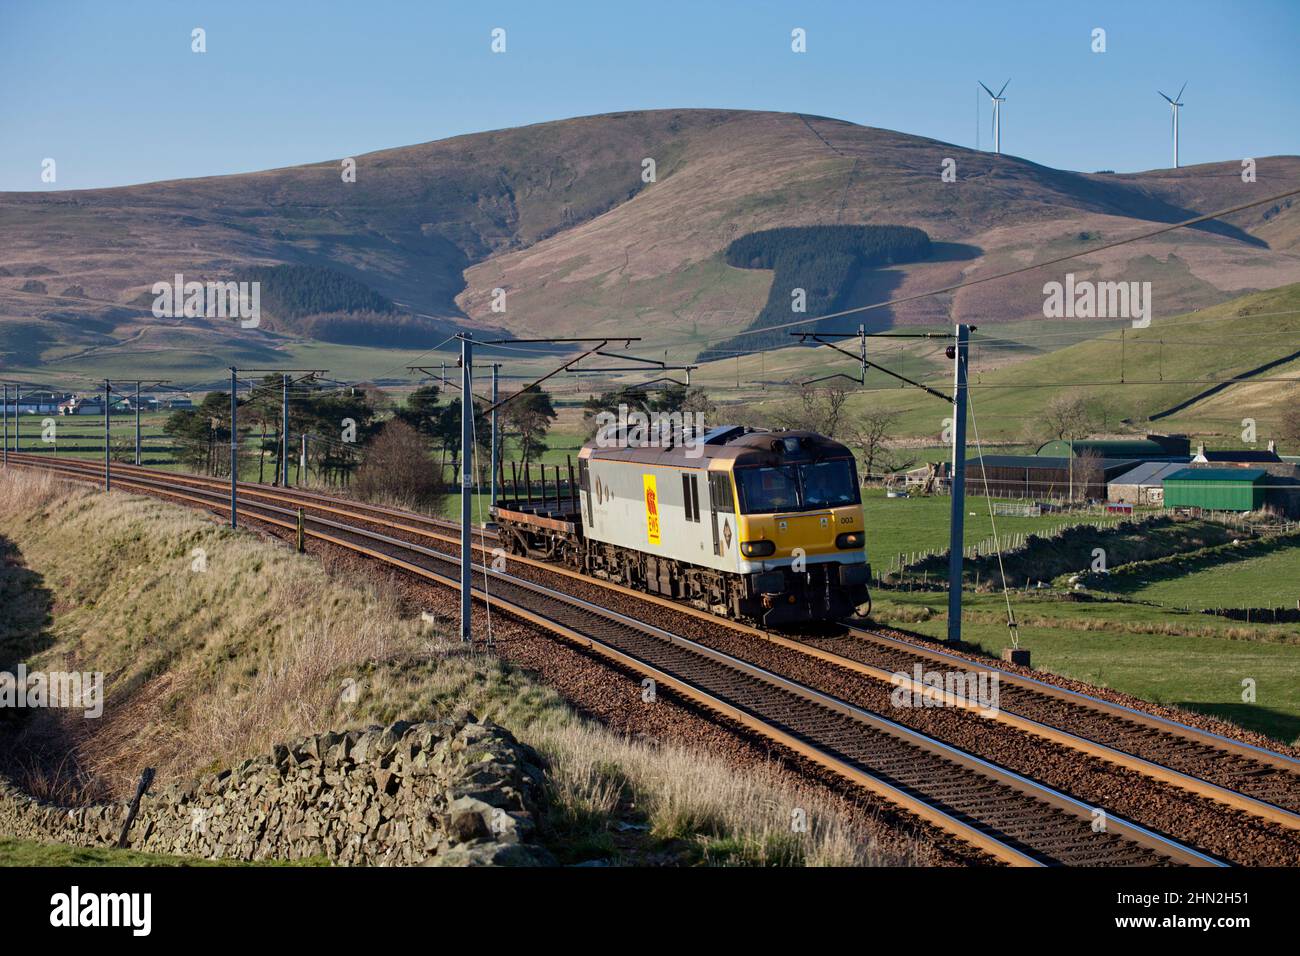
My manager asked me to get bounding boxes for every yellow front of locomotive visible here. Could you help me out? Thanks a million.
[725,434,871,627]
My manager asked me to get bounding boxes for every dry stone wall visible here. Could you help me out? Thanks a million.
[0,713,553,866]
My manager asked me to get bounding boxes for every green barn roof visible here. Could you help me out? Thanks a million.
[1036,438,1186,459]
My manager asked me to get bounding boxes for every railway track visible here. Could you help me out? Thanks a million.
[65,455,1295,825]
[829,626,1300,814]
[6,453,1231,866]
[17,458,1300,808]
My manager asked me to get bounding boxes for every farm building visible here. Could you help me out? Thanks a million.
[2,392,65,414]
[1106,461,1188,505]
[1035,435,1190,459]
[966,454,1140,499]
[1162,468,1267,512]
[1190,443,1283,466]
[58,396,106,415]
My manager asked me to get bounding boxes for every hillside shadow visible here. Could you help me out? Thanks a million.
[1033,164,1267,248]
[1174,701,1300,747]
[0,536,102,804]
[0,536,55,667]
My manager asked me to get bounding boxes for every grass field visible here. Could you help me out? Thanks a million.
[693,283,1300,445]
[871,592,1300,744]
[1096,544,1300,610]
[860,488,1130,569]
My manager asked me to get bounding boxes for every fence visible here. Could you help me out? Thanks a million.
[1200,604,1300,624]
[991,502,1041,517]
[886,510,1132,572]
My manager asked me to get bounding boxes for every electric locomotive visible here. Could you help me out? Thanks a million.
[493,425,871,628]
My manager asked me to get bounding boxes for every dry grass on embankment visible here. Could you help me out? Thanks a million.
[0,470,910,866]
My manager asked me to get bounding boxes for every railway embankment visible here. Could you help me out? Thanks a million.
[0,468,910,866]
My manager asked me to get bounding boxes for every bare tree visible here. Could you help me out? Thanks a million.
[774,385,849,437]
[847,409,899,481]
[680,387,716,417]
[1279,401,1300,453]
[1072,449,1104,501]
[1040,394,1091,441]
[353,419,445,511]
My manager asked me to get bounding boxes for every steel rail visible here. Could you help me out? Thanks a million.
[13,453,1300,826]
[9,456,1226,867]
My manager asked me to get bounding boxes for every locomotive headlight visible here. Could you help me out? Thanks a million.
[741,540,776,557]
[835,532,864,549]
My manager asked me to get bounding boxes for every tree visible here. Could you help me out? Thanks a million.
[242,374,286,484]
[706,225,932,357]
[352,420,444,510]
[847,409,899,480]
[649,384,716,419]
[291,388,378,486]
[505,386,557,464]
[354,382,392,413]
[163,392,232,475]
[1040,394,1091,441]
[679,387,716,418]
[1072,449,1104,502]
[582,386,653,438]
[1279,401,1300,453]
[394,384,442,440]
[773,385,849,437]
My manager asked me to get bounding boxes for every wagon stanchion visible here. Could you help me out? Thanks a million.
[568,455,577,514]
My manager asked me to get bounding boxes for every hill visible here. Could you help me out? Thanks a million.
[774,282,1300,445]
[3,109,1299,378]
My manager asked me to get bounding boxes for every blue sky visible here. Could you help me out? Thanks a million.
[2,0,1297,190]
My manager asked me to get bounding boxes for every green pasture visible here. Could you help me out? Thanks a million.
[870,591,1300,744]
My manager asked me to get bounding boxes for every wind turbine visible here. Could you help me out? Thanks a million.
[979,79,1009,154]
[1158,82,1187,168]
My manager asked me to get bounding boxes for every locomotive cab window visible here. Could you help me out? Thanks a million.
[735,459,859,514]
[736,465,800,514]
[801,459,858,508]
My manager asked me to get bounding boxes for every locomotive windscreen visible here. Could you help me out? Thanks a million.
[735,459,859,513]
